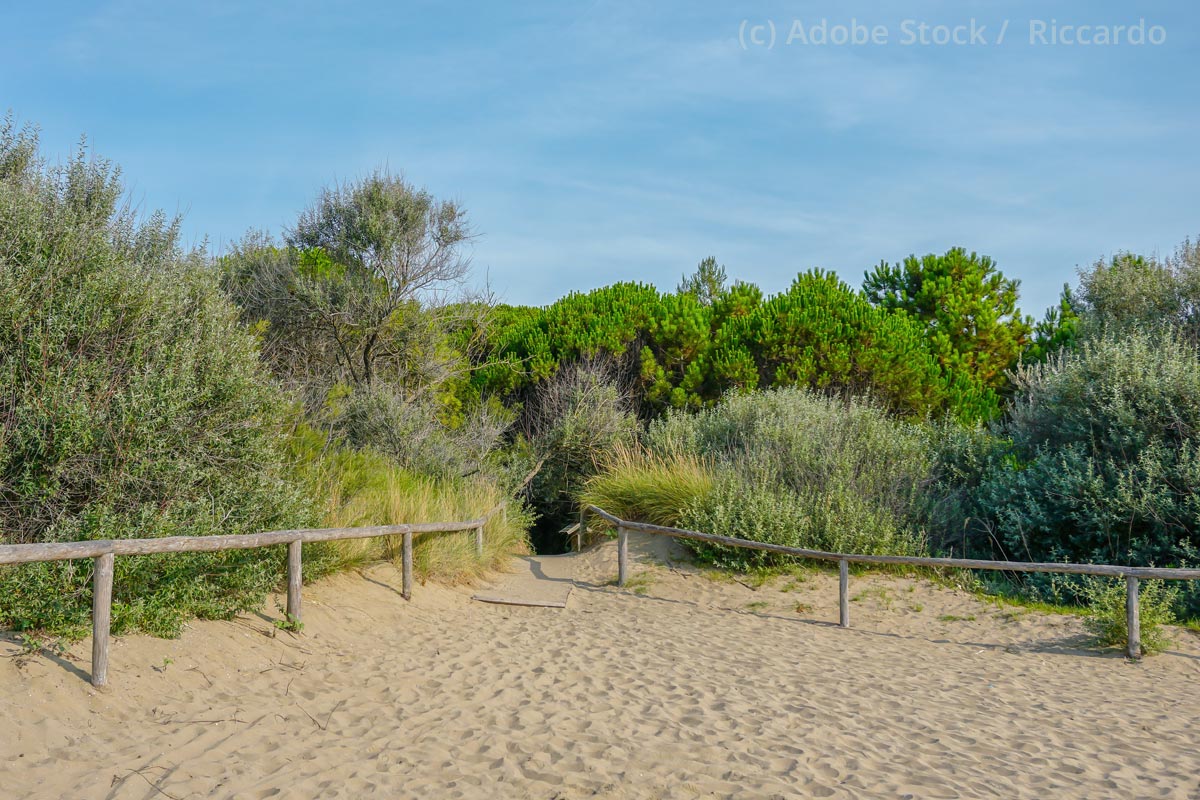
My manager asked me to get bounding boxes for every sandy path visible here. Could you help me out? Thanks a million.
[472,554,575,607]
[3,534,1200,799]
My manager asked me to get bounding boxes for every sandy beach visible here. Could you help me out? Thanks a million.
[3,534,1200,799]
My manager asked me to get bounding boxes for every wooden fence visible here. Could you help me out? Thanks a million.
[581,505,1200,661]
[0,504,505,688]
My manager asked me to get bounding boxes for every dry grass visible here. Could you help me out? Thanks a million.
[320,470,530,584]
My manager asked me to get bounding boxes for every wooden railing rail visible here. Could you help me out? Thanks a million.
[0,502,506,688]
[581,505,1200,661]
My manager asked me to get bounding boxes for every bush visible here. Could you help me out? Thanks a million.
[1081,577,1178,655]
[921,421,1013,557]
[583,388,932,567]
[475,270,1000,422]
[679,474,925,569]
[331,385,511,478]
[863,247,1031,397]
[522,359,638,550]
[974,333,1200,613]
[1074,242,1200,345]
[0,119,310,638]
[646,388,933,527]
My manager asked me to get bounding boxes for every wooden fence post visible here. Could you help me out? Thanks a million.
[1126,575,1141,660]
[91,551,114,688]
[402,529,414,601]
[475,523,484,558]
[839,558,850,629]
[286,540,302,625]
[577,508,586,552]
[617,526,628,587]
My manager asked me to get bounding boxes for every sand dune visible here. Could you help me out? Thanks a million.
[3,533,1200,799]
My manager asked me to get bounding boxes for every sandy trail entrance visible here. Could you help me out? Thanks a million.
[3,533,1200,799]
[472,554,576,608]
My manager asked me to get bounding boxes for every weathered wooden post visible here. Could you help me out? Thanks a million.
[91,551,114,688]
[286,539,303,625]
[838,558,850,629]
[402,528,414,601]
[475,522,484,558]
[576,508,587,552]
[1126,575,1141,660]
[617,525,629,587]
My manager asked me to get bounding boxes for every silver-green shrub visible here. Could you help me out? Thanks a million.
[1074,243,1200,345]
[0,118,309,638]
[975,332,1200,612]
[645,388,930,566]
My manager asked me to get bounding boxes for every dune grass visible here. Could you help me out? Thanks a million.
[324,473,529,582]
[579,446,714,530]
[293,425,531,586]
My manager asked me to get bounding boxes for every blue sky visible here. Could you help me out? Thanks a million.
[3,1,1197,316]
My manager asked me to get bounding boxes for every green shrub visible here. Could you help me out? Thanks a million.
[974,333,1200,613]
[646,387,933,526]
[679,474,925,569]
[920,421,1012,557]
[1074,242,1200,346]
[473,269,1000,422]
[863,247,1031,397]
[1081,577,1178,655]
[583,388,931,566]
[522,359,638,550]
[0,119,310,639]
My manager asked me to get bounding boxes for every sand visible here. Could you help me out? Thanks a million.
[472,554,575,608]
[3,533,1200,799]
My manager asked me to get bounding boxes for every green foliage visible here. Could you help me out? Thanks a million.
[580,449,714,530]
[714,270,990,419]
[221,174,504,478]
[328,383,512,478]
[1024,284,1080,362]
[680,475,925,569]
[964,332,1200,613]
[299,430,533,581]
[676,256,728,306]
[920,421,1012,556]
[477,269,996,421]
[0,118,311,639]
[863,247,1031,400]
[1074,243,1200,345]
[1081,577,1178,655]
[646,388,934,522]
[522,360,638,550]
[652,389,931,567]
[583,388,930,568]
[473,283,661,400]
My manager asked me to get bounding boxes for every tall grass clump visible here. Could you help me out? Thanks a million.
[0,118,310,639]
[327,471,529,583]
[580,446,714,529]
[289,424,530,583]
